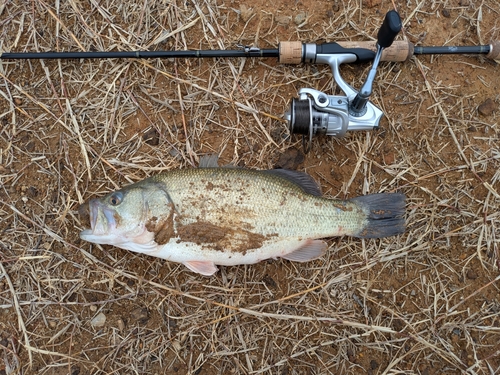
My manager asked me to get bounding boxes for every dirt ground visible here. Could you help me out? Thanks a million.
[1,0,499,374]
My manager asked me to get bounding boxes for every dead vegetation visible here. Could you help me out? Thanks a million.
[0,0,499,374]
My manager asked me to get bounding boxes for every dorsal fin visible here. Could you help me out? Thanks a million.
[263,169,322,196]
[198,154,219,168]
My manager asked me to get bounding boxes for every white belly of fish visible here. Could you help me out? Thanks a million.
[147,237,307,265]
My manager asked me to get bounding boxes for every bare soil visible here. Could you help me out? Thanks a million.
[1,0,499,374]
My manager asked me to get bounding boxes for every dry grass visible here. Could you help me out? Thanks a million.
[1,0,499,374]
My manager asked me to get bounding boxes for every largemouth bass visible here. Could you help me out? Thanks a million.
[79,164,405,276]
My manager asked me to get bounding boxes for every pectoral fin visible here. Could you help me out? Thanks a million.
[184,260,219,276]
[282,239,328,262]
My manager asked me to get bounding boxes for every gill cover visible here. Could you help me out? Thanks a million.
[79,181,174,253]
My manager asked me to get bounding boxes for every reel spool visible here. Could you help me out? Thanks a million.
[286,92,350,152]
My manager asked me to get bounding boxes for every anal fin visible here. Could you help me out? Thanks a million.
[281,239,328,262]
[184,260,219,276]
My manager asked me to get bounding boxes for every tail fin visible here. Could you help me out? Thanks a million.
[350,193,406,239]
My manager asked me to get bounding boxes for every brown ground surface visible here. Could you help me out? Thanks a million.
[1,0,500,374]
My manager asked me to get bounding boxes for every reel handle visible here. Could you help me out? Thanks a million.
[350,11,402,115]
[378,10,403,48]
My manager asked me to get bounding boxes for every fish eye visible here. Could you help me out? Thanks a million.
[108,192,123,206]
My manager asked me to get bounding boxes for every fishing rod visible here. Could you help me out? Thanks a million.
[3,41,495,61]
[2,11,499,150]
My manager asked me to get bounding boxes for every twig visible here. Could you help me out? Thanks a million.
[0,262,33,366]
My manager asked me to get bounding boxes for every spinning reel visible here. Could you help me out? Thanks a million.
[284,10,402,151]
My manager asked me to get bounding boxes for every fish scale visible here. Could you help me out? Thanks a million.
[150,168,365,238]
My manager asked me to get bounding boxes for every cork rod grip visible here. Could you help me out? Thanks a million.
[278,41,303,64]
[336,41,413,61]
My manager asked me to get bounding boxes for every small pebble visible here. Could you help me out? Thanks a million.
[143,128,160,146]
[171,340,182,351]
[25,141,35,152]
[90,305,97,312]
[240,5,253,23]
[168,318,177,329]
[294,12,307,26]
[477,98,496,116]
[275,147,304,170]
[262,274,277,289]
[466,269,478,280]
[27,186,38,197]
[363,0,382,7]
[347,348,356,362]
[275,15,290,26]
[393,318,404,331]
[169,148,181,160]
[91,312,106,328]
[130,307,150,324]
[384,152,395,165]
[117,318,125,331]
[14,97,22,106]
[442,9,451,17]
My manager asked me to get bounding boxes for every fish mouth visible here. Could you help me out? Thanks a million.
[80,199,117,236]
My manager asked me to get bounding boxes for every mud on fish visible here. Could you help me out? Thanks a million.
[79,160,405,276]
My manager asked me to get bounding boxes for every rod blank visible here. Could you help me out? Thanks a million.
[413,45,491,56]
[0,49,280,60]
